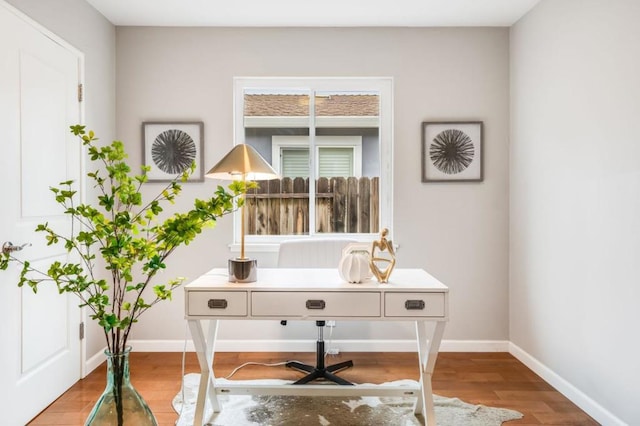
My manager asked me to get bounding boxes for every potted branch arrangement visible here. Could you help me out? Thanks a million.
[0,125,247,425]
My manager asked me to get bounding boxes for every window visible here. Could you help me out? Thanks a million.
[233,77,393,246]
[318,147,354,177]
[281,148,309,178]
[272,136,363,178]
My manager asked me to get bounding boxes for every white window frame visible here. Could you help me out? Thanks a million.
[232,77,394,252]
[272,136,363,178]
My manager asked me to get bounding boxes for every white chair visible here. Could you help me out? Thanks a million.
[277,238,356,385]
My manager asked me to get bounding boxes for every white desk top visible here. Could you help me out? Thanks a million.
[185,268,448,293]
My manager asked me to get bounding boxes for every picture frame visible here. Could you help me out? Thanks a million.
[421,121,483,182]
[142,121,204,182]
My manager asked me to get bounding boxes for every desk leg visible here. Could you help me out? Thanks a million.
[414,320,446,425]
[188,319,220,426]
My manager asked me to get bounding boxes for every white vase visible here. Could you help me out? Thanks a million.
[338,251,372,283]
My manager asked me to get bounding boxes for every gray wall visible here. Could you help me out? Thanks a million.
[5,0,116,361]
[510,0,640,424]
[115,27,510,344]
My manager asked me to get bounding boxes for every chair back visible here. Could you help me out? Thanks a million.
[277,239,357,268]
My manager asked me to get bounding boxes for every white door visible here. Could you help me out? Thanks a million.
[0,3,83,425]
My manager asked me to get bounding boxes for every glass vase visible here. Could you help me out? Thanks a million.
[85,347,157,426]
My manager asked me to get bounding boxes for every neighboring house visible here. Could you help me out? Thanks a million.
[244,93,380,178]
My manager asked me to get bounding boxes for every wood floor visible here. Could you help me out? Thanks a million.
[29,352,598,425]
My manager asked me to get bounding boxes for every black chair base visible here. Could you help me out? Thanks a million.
[286,321,354,385]
[286,359,354,385]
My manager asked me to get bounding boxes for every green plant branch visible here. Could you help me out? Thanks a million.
[1,125,245,357]
[2,255,103,320]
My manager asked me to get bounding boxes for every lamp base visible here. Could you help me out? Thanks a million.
[228,258,257,283]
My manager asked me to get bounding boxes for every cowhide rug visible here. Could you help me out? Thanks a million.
[173,374,523,426]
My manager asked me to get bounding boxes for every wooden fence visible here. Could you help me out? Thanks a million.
[245,177,379,235]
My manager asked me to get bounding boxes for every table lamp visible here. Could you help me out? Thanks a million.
[205,144,278,282]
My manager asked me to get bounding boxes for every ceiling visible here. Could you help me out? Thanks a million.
[85,0,541,27]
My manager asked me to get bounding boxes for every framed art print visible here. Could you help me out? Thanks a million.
[142,121,204,182]
[421,121,483,182]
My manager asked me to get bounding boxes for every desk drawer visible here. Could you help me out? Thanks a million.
[187,291,247,317]
[384,292,445,317]
[252,291,380,317]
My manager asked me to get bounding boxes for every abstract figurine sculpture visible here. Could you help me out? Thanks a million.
[369,228,396,283]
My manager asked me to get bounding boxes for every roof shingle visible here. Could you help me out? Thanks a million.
[244,94,379,117]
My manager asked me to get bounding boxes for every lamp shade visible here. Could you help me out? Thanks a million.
[205,144,278,181]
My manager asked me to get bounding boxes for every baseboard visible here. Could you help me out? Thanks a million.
[509,342,626,426]
[84,347,108,377]
[126,339,510,353]
[440,340,510,352]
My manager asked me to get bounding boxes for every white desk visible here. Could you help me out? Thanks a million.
[185,268,448,426]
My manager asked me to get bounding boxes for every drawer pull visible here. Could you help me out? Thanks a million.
[306,300,326,310]
[208,299,228,309]
[405,300,425,310]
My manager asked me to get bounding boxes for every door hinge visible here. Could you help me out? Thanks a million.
[78,83,84,102]
[79,322,85,340]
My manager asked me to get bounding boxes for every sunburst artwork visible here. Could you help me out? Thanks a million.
[422,121,483,182]
[151,129,197,174]
[143,122,204,182]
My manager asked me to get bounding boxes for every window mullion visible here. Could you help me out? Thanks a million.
[308,89,316,236]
